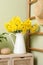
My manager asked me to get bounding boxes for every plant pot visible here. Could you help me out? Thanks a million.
[9,33,26,54]
[14,33,26,54]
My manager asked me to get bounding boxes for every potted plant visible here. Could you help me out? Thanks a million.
[4,16,39,54]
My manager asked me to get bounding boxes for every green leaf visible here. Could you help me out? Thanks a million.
[0,40,2,42]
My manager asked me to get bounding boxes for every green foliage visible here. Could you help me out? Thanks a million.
[0,32,14,52]
[0,33,7,42]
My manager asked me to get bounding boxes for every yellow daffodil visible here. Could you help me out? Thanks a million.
[4,16,39,34]
[30,24,39,33]
[23,18,31,30]
[5,23,12,32]
[11,16,22,25]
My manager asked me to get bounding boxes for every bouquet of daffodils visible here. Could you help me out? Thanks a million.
[5,16,39,34]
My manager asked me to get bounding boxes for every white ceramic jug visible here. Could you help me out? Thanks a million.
[9,33,26,54]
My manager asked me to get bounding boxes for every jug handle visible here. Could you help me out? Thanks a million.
[8,33,16,46]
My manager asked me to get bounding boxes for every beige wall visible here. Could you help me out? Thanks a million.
[0,0,27,33]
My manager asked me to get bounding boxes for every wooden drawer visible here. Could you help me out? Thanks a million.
[0,58,10,65]
[0,53,33,65]
[12,56,33,65]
